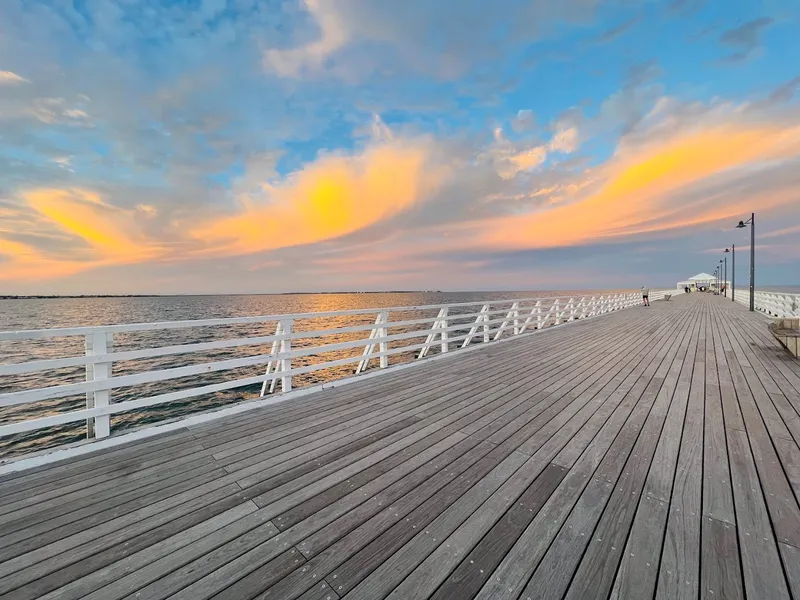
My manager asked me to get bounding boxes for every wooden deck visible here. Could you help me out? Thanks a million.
[2,293,800,600]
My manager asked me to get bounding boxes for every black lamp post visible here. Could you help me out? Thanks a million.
[722,256,727,298]
[725,246,734,302]
[719,259,724,296]
[736,213,755,311]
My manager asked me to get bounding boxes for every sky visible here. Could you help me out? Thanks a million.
[0,0,799,295]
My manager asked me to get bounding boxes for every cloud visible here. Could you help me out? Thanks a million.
[475,107,800,251]
[596,14,642,44]
[511,110,536,133]
[762,225,800,240]
[0,188,164,281]
[189,128,446,257]
[261,0,606,80]
[263,0,350,77]
[765,76,800,105]
[719,17,775,63]
[0,71,29,85]
[549,126,580,153]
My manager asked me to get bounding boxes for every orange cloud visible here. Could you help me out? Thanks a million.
[0,238,88,281]
[191,139,444,257]
[0,188,164,281]
[479,121,800,250]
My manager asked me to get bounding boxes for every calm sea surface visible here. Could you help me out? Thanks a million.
[0,288,707,458]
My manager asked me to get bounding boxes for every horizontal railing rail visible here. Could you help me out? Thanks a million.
[0,290,676,445]
[732,290,800,317]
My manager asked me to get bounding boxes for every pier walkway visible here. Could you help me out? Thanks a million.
[2,294,800,600]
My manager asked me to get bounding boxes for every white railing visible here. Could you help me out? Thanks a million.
[732,290,800,317]
[0,291,673,444]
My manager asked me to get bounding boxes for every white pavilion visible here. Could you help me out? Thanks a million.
[677,272,730,292]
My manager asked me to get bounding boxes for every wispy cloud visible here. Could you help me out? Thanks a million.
[596,15,642,44]
[0,71,29,85]
[718,17,775,63]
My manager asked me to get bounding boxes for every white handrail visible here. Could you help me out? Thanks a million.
[732,290,800,317]
[0,290,674,443]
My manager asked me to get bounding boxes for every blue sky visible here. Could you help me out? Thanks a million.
[0,0,799,294]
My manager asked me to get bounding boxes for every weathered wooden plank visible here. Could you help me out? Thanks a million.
[726,428,790,599]
[778,542,800,600]
[260,306,685,600]
[0,441,211,516]
[656,382,704,600]
[425,464,567,600]
[521,357,689,599]
[127,430,473,600]
[655,309,706,600]
[702,314,736,524]
[774,437,800,498]
[97,322,636,600]
[335,451,529,600]
[0,429,197,491]
[296,581,339,600]
[237,417,420,502]
[226,413,412,482]
[0,486,248,600]
[210,548,306,600]
[716,307,800,550]
[76,510,277,600]
[0,455,221,539]
[477,303,700,600]
[35,502,259,600]
[701,517,744,600]
[562,362,686,600]
[0,466,228,561]
[272,395,538,532]
[607,306,701,600]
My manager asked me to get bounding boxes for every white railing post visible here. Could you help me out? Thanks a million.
[483,303,491,342]
[378,310,389,367]
[419,307,448,359]
[262,321,283,395]
[567,297,578,321]
[279,318,292,393]
[356,314,380,374]
[519,301,539,334]
[494,302,519,341]
[462,304,489,348]
[85,332,112,439]
[440,308,449,353]
[552,299,561,325]
[536,300,543,329]
[513,303,520,335]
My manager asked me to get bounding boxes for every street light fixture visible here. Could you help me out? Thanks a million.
[725,246,734,302]
[735,213,755,311]
[719,259,725,297]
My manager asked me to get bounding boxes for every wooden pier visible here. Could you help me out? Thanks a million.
[2,293,800,600]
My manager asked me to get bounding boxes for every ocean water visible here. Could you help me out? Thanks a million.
[0,289,629,458]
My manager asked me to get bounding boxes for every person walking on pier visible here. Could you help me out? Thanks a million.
[642,285,650,307]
